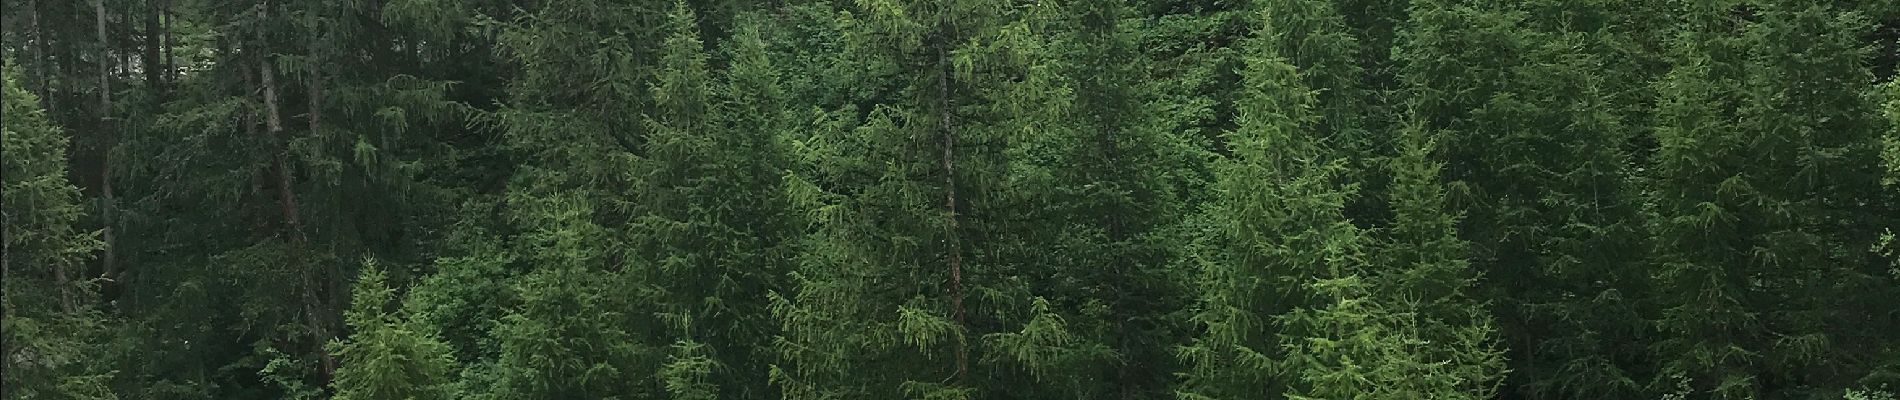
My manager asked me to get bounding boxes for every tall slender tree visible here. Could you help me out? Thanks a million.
[1650,2,1892,398]
[1175,9,1363,397]
[2,60,115,400]
[1358,117,1507,400]
[984,0,1200,397]
[769,0,1068,398]
[1396,1,1658,396]
[633,4,796,398]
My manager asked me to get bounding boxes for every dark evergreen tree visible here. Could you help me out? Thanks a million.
[1650,2,1894,397]
[982,0,1205,398]
[633,4,796,398]
[769,0,1071,398]
[1396,0,1658,396]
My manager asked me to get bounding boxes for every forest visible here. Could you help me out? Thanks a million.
[3,0,1900,399]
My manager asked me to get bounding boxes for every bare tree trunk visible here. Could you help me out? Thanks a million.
[95,0,118,299]
[144,0,164,92]
[257,1,334,387]
[29,0,51,111]
[937,39,968,384]
[162,0,174,83]
[256,5,302,238]
[304,3,338,384]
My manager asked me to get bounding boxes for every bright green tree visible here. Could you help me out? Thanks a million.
[328,259,458,400]
[1357,118,1508,400]
[2,60,116,400]
[1174,11,1363,397]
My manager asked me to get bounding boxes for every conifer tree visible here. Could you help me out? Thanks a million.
[769,0,1067,398]
[1174,10,1363,397]
[1137,0,1252,156]
[2,60,116,400]
[1257,0,1385,224]
[328,259,457,400]
[472,0,680,396]
[1360,118,1508,399]
[633,4,795,398]
[1650,2,1892,397]
[1396,1,1656,396]
[982,0,1199,398]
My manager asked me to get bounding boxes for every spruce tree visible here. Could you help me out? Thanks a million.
[328,259,457,400]
[474,0,678,396]
[1396,1,1656,396]
[633,4,795,398]
[979,0,1201,398]
[1256,0,1385,225]
[768,0,1067,398]
[1651,2,1892,397]
[1174,10,1362,398]
[1359,118,1508,400]
[2,60,116,400]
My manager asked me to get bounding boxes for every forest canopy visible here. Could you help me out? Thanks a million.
[3,0,1900,399]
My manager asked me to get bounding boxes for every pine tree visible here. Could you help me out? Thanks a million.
[328,259,458,400]
[1396,0,1657,396]
[633,4,795,398]
[1174,11,1362,397]
[768,0,1067,398]
[1650,2,1892,397]
[2,59,116,400]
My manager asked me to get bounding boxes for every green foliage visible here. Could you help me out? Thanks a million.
[487,260,653,399]
[1395,0,1659,397]
[769,0,1080,398]
[631,4,797,397]
[1176,18,1362,398]
[1650,2,1894,398]
[8,0,1900,399]
[2,59,116,400]
[329,259,458,400]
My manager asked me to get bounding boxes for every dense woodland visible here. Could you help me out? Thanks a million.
[3,0,1900,399]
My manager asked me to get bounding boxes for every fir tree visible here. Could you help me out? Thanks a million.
[633,4,795,398]
[1650,2,1892,397]
[1175,11,1362,397]
[2,59,116,400]
[769,0,1068,398]
[328,259,458,400]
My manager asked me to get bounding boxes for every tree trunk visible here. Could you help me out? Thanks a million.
[257,3,303,239]
[144,0,163,92]
[937,37,968,384]
[29,0,50,112]
[304,3,338,384]
[162,0,174,83]
[95,0,118,297]
[256,1,335,387]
